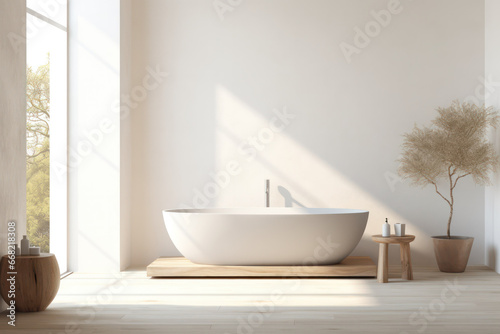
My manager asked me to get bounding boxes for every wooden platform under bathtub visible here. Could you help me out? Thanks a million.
[147,256,376,278]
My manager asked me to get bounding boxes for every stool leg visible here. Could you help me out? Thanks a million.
[378,243,388,283]
[400,242,413,280]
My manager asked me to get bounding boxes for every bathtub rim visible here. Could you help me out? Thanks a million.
[163,208,369,215]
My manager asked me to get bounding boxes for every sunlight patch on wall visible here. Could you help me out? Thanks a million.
[214,85,427,255]
[76,16,119,72]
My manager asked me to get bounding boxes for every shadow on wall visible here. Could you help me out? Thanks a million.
[278,186,305,208]
[487,245,497,269]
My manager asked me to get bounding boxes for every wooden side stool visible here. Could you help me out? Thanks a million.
[0,253,60,312]
[371,235,415,283]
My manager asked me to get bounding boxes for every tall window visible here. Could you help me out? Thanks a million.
[26,0,67,273]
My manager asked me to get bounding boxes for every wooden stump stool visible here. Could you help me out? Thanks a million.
[0,253,60,312]
[371,235,415,283]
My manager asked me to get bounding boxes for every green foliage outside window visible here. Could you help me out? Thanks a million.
[26,57,50,253]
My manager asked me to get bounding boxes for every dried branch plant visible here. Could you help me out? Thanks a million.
[399,100,499,238]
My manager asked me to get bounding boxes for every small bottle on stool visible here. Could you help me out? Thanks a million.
[21,235,30,255]
[382,218,391,237]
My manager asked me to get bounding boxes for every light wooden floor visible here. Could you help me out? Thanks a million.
[1,266,500,333]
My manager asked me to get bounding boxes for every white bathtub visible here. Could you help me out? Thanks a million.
[163,208,369,266]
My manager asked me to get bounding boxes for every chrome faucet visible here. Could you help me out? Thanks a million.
[265,179,270,207]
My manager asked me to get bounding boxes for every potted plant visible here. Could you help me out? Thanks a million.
[399,100,499,273]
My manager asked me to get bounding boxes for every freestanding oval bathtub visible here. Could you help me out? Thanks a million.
[163,208,369,266]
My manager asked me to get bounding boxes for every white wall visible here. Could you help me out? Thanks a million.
[130,0,486,267]
[485,0,500,273]
[0,0,26,312]
[120,0,132,271]
[68,0,129,272]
